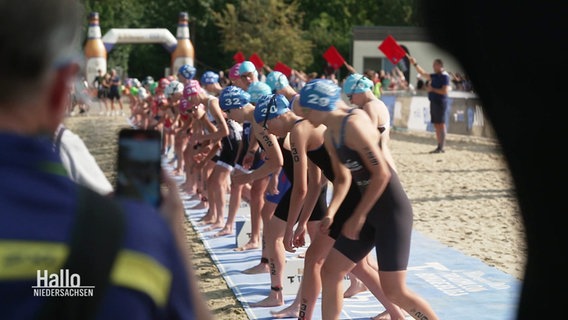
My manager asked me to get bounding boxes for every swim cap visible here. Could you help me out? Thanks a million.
[149,81,158,95]
[219,86,251,111]
[229,63,242,80]
[201,71,220,85]
[247,81,272,104]
[130,86,139,97]
[165,80,184,98]
[343,73,373,95]
[143,76,154,86]
[159,77,170,88]
[179,98,190,114]
[265,71,289,93]
[299,79,341,111]
[253,94,291,124]
[238,61,258,78]
[138,87,149,100]
[178,64,196,80]
[183,79,204,98]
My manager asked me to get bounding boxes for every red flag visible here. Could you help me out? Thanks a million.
[273,62,292,78]
[323,45,345,70]
[233,51,245,63]
[378,35,407,65]
[249,53,265,69]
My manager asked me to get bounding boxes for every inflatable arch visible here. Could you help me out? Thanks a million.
[84,12,194,85]
[102,28,177,53]
[85,29,177,85]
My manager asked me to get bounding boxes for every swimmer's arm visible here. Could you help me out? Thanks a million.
[324,130,351,222]
[287,129,311,230]
[346,116,391,223]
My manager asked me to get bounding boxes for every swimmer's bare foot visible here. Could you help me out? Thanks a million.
[344,276,368,298]
[249,290,283,308]
[197,219,215,227]
[233,240,260,252]
[241,262,269,274]
[213,226,234,237]
[204,222,224,232]
[197,211,215,226]
[372,310,391,320]
[372,308,409,320]
[270,303,300,318]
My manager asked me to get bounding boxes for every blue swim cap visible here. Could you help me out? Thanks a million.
[299,79,341,111]
[343,73,373,95]
[178,64,196,80]
[201,71,219,85]
[247,81,272,104]
[219,86,251,111]
[238,61,258,78]
[265,71,289,93]
[253,94,290,124]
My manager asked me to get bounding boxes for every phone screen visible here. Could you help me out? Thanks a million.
[116,129,162,207]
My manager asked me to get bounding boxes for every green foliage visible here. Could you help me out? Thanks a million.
[79,0,419,78]
[212,0,314,70]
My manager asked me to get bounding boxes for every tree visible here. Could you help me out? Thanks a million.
[82,0,145,76]
[298,0,418,76]
[212,0,314,71]
[78,0,420,79]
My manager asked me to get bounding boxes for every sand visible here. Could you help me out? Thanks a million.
[63,105,525,320]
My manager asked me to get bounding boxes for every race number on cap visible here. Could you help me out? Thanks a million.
[299,79,341,111]
[219,86,251,111]
[183,80,203,98]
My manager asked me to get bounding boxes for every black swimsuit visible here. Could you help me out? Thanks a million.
[306,144,361,239]
[330,112,414,271]
[273,121,326,223]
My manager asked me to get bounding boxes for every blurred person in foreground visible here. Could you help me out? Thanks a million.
[0,1,212,319]
[419,2,566,318]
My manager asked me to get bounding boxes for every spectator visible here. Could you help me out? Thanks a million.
[53,123,114,196]
[108,68,125,116]
[408,56,451,153]
[93,68,109,115]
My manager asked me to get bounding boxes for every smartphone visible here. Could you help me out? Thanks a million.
[116,129,162,208]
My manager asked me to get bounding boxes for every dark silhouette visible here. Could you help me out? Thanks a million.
[419,2,565,318]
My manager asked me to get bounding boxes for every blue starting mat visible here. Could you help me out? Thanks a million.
[166,159,521,320]
[182,203,521,320]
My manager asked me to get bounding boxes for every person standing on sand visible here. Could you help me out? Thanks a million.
[408,56,451,153]
[108,68,125,116]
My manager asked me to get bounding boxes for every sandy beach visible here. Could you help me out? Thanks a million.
[63,105,525,319]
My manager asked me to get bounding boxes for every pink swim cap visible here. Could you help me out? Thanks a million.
[229,63,242,81]
[183,80,204,98]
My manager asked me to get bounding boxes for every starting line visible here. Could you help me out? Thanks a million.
[168,166,521,320]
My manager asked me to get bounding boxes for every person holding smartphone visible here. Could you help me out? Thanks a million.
[0,2,212,319]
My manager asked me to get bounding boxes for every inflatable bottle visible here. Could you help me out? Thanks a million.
[84,12,107,87]
[171,12,195,76]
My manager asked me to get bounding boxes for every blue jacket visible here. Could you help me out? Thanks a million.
[0,133,196,319]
